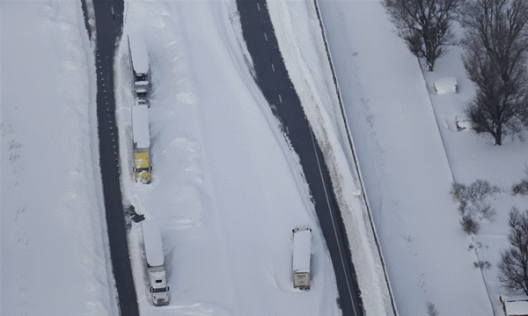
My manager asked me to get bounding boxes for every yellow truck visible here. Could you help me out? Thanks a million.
[132,104,151,183]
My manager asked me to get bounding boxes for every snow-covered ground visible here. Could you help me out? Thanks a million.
[311,2,491,315]
[1,1,117,315]
[425,45,528,315]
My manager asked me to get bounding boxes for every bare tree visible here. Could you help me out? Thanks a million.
[512,167,528,196]
[382,0,462,71]
[498,207,528,295]
[427,302,439,316]
[459,0,528,145]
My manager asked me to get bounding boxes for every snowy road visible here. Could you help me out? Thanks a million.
[92,0,139,315]
[236,1,363,315]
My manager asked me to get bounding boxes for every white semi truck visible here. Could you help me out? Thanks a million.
[131,104,151,183]
[292,226,312,290]
[141,220,170,306]
[128,32,150,102]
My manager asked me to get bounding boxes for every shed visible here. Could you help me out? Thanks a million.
[500,295,528,316]
[433,77,458,95]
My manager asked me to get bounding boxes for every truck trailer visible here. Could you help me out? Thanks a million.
[141,220,170,306]
[128,32,150,101]
[132,104,151,183]
[292,226,312,290]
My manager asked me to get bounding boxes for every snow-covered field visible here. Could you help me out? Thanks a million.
[425,45,528,315]
[1,1,117,315]
[313,3,492,314]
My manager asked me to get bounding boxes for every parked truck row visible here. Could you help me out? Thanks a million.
[128,32,152,184]
[128,33,169,305]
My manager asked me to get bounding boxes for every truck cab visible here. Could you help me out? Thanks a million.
[134,151,151,184]
[134,76,149,102]
[148,265,170,306]
[142,220,170,306]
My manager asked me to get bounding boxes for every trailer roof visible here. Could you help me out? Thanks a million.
[142,220,165,267]
[128,33,149,74]
[293,228,311,273]
[132,105,150,149]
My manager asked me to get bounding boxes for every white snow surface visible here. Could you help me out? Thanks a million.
[1,0,117,315]
[4,0,528,315]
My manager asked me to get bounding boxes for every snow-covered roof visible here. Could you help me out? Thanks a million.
[505,301,528,315]
[293,227,311,273]
[128,32,149,74]
[142,220,165,267]
[433,77,458,95]
[500,296,528,315]
[131,105,150,149]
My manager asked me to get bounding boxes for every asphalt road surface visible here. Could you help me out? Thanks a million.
[236,1,364,315]
[91,1,140,315]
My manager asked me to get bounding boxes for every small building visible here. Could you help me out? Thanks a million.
[433,77,458,95]
[500,295,528,316]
